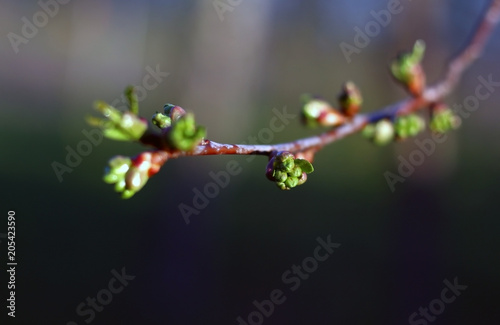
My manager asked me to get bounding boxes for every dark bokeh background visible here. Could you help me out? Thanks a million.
[1,0,500,324]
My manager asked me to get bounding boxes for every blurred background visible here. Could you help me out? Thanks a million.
[1,0,500,324]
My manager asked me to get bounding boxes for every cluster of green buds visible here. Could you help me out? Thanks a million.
[430,104,461,133]
[87,86,148,141]
[394,114,426,139]
[391,40,426,96]
[338,81,363,118]
[152,104,206,151]
[103,152,163,199]
[362,119,395,146]
[363,114,425,145]
[266,151,314,190]
[301,95,347,128]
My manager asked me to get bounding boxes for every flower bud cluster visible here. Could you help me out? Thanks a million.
[266,152,314,190]
[153,104,206,151]
[103,152,162,199]
[430,106,461,133]
[394,114,426,139]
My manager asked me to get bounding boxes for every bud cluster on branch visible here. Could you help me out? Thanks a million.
[87,0,500,199]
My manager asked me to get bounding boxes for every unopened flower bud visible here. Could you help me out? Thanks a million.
[285,177,299,189]
[152,112,171,129]
[430,105,461,133]
[266,152,314,190]
[338,81,362,118]
[276,152,295,172]
[391,40,426,96]
[363,119,395,146]
[302,95,347,128]
[164,104,186,121]
[297,172,308,186]
[394,114,425,139]
[274,170,288,183]
[103,152,165,199]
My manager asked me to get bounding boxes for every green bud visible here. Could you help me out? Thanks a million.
[120,112,148,140]
[102,153,160,199]
[104,156,132,184]
[280,158,295,172]
[99,128,133,141]
[338,81,362,117]
[276,182,288,190]
[395,114,425,139]
[266,152,314,190]
[297,172,308,186]
[391,40,426,96]
[125,166,148,192]
[275,152,295,172]
[103,171,119,184]
[121,189,136,199]
[290,166,303,178]
[301,96,347,128]
[407,115,423,135]
[285,177,299,189]
[168,113,206,151]
[152,112,171,129]
[93,101,122,124]
[372,119,395,146]
[114,179,126,193]
[430,108,460,133]
[274,170,288,183]
[302,97,328,127]
[108,156,132,170]
[302,97,329,119]
[391,40,426,81]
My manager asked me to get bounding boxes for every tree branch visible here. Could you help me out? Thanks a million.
[140,0,500,161]
[94,0,500,198]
